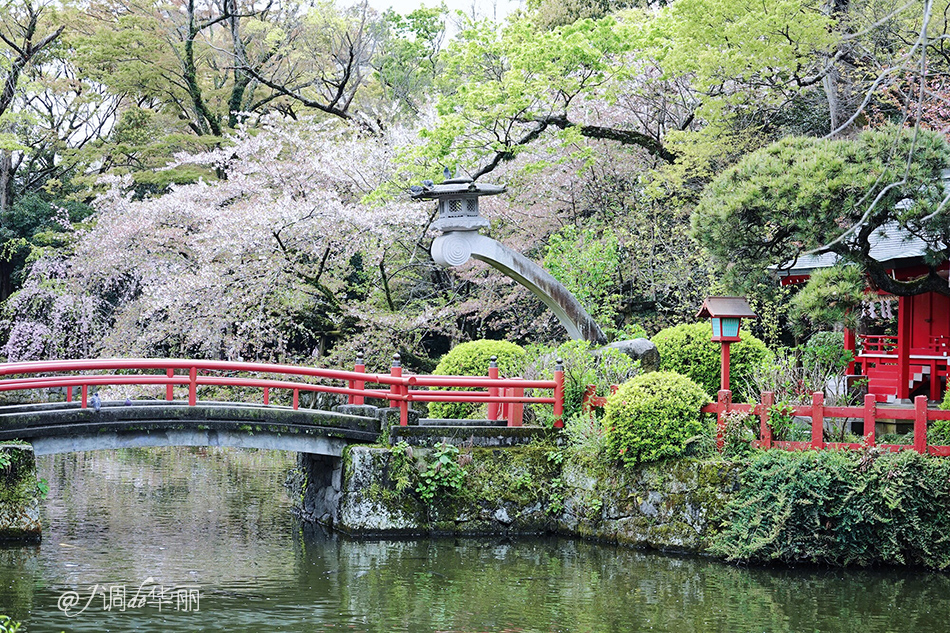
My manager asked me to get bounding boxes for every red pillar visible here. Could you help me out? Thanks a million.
[389,354,407,426]
[487,356,499,421]
[863,393,877,446]
[914,395,928,454]
[843,328,856,375]
[897,296,912,400]
[716,389,731,450]
[553,358,565,429]
[759,391,774,449]
[810,392,824,449]
[352,351,365,406]
[720,342,731,392]
[166,368,174,401]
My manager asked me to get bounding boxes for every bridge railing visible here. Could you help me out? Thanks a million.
[0,355,565,428]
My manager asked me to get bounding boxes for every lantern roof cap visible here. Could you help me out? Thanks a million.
[409,177,506,200]
[696,296,758,319]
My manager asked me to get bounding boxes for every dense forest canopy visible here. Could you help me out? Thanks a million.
[0,0,947,366]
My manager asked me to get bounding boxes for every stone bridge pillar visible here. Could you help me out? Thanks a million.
[290,453,344,527]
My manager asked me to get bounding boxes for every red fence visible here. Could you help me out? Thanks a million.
[0,355,565,428]
[702,390,950,456]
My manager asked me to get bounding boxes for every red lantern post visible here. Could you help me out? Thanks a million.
[696,297,758,392]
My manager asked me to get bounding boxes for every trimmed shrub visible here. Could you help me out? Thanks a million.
[428,340,526,419]
[651,322,771,400]
[602,371,711,467]
[712,449,950,569]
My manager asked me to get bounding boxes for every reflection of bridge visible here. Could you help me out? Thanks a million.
[0,357,564,455]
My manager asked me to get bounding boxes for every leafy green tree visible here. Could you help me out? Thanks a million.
[789,265,867,335]
[543,225,621,324]
[692,126,950,298]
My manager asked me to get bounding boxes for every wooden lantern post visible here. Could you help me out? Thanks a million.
[696,297,758,392]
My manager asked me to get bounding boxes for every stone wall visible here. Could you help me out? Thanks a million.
[0,444,41,541]
[296,444,740,553]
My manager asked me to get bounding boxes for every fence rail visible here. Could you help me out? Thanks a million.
[0,356,565,428]
[701,390,950,456]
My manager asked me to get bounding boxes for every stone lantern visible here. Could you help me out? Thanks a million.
[410,174,607,344]
[410,176,505,232]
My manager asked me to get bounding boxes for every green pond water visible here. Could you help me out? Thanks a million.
[0,447,947,632]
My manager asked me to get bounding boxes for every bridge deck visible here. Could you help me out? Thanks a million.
[0,401,381,455]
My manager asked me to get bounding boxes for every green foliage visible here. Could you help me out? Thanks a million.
[790,266,867,335]
[543,225,622,323]
[713,449,950,569]
[375,5,447,115]
[415,442,466,503]
[720,409,757,457]
[428,340,526,419]
[525,340,639,423]
[766,402,802,442]
[602,371,710,467]
[693,127,950,292]
[651,322,771,400]
[0,616,21,633]
[932,394,950,445]
[801,331,854,374]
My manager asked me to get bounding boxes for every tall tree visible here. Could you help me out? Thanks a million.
[692,126,950,297]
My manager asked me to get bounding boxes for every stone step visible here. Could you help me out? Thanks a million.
[417,418,508,427]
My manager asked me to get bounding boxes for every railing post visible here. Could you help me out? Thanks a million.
[65,385,72,403]
[293,389,299,410]
[553,358,565,429]
[716,390,731,450]
[759,391,774,449]
[188,366,197,406]
[487,356,499,421]
[863,393,876,446]
[81,384,88,409]
[390,354,408,426]
[166,368,174,401]
[582,384,597,419]
[263,387,269,406]
[507,378,524,427]
[352,351,365,406]
[810,392,824,449]
[914,395,928,454]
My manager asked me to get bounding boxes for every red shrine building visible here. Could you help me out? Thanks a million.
[778,227,950,404]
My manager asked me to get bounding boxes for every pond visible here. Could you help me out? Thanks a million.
[0,447,946,632]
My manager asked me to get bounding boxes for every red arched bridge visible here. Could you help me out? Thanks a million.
[0,356,564,456]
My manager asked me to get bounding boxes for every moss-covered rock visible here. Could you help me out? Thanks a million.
[0,444,42,541]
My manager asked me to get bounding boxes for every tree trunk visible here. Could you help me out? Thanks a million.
[0,150,13,300]
[0,150,11,213]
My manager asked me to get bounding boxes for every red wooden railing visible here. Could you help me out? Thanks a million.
[0,355,565,428]
[857,334,898,354]
[702,390,950,456]
[582,383,950,455]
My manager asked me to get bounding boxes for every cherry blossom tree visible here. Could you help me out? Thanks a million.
[2,116,433,362]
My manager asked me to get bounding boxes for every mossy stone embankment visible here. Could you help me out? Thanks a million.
[332,442,740,552]
[0,443,42,541]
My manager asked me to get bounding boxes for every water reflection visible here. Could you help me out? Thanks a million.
[0,448,945,632]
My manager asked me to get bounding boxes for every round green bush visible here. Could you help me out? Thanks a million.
[602,371,710,467]
[651,322,771,399]
[428,339,526,419]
